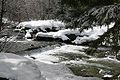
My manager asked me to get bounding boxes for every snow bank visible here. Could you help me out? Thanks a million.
[16,20,65,32]
[0,53,45,80]
[36,22,115,44]
[16,20,115,44]
[36,29,80,41]
[72,22,115,44]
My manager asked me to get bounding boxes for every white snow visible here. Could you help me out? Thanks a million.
[36,29,80,41]
[25,30,32,38]
[36,22,115,44]
[2,18,9,24]
[104,74,113,78]
[72,22,115,44]
[16,20,115,44]
[88,56,120,63]
[0,53,45,80]
[16,20,65,31]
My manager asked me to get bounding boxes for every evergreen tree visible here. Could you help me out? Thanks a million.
[79,3,120,48]
[57,0,120,51]
[57,0,120,28]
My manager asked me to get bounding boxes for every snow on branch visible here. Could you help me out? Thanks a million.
[78,4,120,31]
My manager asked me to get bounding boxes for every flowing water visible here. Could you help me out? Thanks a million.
[18,41,120,80]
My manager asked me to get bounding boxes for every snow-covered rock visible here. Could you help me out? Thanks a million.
[35,29,80,41]
[72,22,115,44]
[35,22,115,44]
[16,20,65,32]
[16,20,115,45]
[0,53,45,80]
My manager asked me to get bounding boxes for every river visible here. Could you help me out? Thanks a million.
[12,40,120,80]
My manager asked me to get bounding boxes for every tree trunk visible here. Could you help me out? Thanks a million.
[0,0,6,31]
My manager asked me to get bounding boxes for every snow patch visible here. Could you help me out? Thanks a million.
[104,74,113,78]
[36,29,80,41]
[36,22,115,44]
[88,56,120,63]
[73,22,115,44]
[16,20,65,32]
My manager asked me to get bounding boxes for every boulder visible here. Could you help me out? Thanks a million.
[0,53,45,80]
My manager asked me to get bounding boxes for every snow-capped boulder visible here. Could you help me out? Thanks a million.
[35,22,115,44]
[35,29,80,43]
[16,20,65,32]
[0,53,45,80]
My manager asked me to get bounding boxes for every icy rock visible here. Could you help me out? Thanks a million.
[35,29,80,42]
[0,53,45,80]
